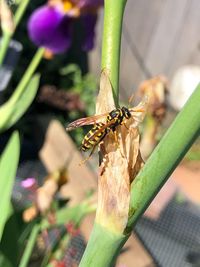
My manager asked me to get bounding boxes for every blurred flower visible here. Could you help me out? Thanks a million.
[20,177,37,189]
[22,168,69,222]
[28,0,103,54]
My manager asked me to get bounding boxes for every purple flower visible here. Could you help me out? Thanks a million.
[27,0,103,54]
[28,6,72,53]
[21,177,37,189]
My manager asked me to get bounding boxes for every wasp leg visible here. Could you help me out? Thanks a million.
[114,131,119,146]
[112,129,126,158]
[123,122,129,130]
[79,145,97,166]
[111,130,122,153]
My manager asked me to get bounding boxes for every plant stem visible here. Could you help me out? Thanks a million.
[0,0,30,66]
[0,31,11,66]
[101,0,127,105]
[14,0,30,28]
[79,1,128,266]
[127,84,200,229]
[9,48,44,105]
[79,223,129,267]
[18,224,40,267]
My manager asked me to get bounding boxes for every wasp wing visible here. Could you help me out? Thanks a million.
[66,112,109,131]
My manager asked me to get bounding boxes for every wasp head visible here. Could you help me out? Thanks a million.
[122,106,131,119]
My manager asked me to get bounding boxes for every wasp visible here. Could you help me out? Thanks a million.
[66,104,145,159]
[81,122,108,153]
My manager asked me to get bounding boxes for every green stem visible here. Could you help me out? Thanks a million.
[127,84,200,229]
[9,48,44,105]
[14,0,30,28]
[101,0,127,105]
[0,31,11,66]
[79,1,128,266]
[18,224,40,267]
[0,0,30,66]
[79,223,129,267]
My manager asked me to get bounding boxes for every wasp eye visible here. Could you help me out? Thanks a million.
[122,107,131,119]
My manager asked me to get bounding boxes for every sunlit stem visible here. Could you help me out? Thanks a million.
[0,0,30,66]
[101,0,127,105]
[14,0,30,28]
[8,47,44,105]
[127,84,200,229]
[79,0,128,266]
[0,31,11,65]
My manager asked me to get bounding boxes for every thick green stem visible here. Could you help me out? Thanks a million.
[127,85,200,229]
[101,0,127,105]
[80,0,200,265]
[18,224,40,267]
[79,1,128,266]
[9,48,44,105]
[79,223,129,267]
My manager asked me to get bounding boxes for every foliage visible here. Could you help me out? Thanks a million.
[0,1,98,266]
[0,132,20,240]
[0,74,40,132]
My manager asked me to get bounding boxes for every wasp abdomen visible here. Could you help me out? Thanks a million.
[81,122,107,151]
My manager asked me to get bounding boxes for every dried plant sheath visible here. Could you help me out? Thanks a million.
[139,76,168,159]
[95,70,146,234]
[0,0,15,33]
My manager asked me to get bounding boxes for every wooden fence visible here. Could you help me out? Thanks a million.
[89,0,200,100]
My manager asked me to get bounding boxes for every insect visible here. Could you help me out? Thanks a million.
[81,122,108,153]
[66,104,145,160]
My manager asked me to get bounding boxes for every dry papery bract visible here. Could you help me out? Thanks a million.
[0,0,15,33]
[139,75,168,159]
[95,70,147,234]
[138,75,168,121]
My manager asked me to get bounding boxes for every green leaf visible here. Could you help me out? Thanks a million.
[0,132,20,240]
[0,74,40,132]
[0,206,19,267]
[18,223,40,267]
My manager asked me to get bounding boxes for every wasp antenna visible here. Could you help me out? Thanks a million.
[130,108,145,113]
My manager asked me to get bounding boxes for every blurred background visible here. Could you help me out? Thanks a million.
[0,0,200,267]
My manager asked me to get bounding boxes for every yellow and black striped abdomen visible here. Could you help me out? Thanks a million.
[81,122,107,151]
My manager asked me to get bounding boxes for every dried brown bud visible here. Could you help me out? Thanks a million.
[138,75,168,122]
[139,76,168,159]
